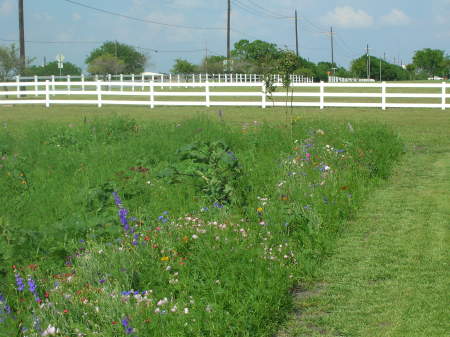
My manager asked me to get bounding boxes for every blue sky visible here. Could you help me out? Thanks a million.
[0,0,449,72]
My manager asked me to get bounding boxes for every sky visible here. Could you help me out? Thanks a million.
[0,0,449,73]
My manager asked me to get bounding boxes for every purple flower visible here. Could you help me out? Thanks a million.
[158,215,168,223]
[27,277,40,302]
[121,317,134,334]
[99,279,106,284]
[15,273,25,292]
[112,192,122,207]
[213,202,224,209]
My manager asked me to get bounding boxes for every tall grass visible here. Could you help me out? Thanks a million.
[0,116,403,336]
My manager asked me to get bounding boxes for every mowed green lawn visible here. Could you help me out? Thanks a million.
[1,104,449,337]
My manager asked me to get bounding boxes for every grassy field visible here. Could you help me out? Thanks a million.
[0,104,448,336]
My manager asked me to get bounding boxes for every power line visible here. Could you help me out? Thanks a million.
[232,0,291,19]
[62,0,226,31]
[0,38,205,54]
[243,0,291,18]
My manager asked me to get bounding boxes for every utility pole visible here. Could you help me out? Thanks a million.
[18,0,25,74]
[205,41,208,74]
[295,9,299,57]
[366,44,371,80]
[379,58,382,82]
[330,27,334,66]
[227,0,231,72]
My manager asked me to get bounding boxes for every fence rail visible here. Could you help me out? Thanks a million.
[7,73,314,84]
[0,80,448,110]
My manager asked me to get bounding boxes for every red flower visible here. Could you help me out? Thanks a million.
[112,321,118,325]
[63,309,69,314]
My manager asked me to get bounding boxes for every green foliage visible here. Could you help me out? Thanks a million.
[351,55,409,81]
[0,44,28,80]
[158,140,244,205]
[200,55,227,73]
[412,48,447,77]
[87,54,126,75]
[25,61,81,76]
[85,41,147,74]
[171,58,198,74]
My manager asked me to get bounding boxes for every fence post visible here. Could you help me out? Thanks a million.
[45,80,50,107]
[160,74,164,89]
[192,74,195,84]
[67,75,71,95]
[81,74,85,91]
[442,82,446,110]
[131,74,135,92]
[33,75,38,96]
[16,76,20,98]
[150,80,154,109]
[51,75,55,94]
[205,79,210,107]
[261,82,266,109]
[320,81,324,109]
[97,81,102,108]
[381,81,386,110]
[177,74,180,84]
[142,74,145,91]
[119,74,123,92]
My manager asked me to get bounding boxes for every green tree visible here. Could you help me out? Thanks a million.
[351,55,408,81]
[86,41,147,74]
[25,61,81,76]
[171,59,197,74]
[412,48,446,78]
[231,39,282,72]
[0,44,22,80]
[199,55,227,73]
[87,54,126,75]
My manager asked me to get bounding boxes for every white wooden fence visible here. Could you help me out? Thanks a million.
[10,73,314,84]
[0,81,448,110]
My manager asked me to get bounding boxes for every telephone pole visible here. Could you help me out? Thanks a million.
[227,0,231,71]
[330,27,335,75]
[295,9,299,57]
[366,44,371,80]
[18,0,25,74]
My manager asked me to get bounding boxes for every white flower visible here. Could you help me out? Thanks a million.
[41,324,59,336]
[184,307,189,314]
[191,234,199,239]
[170,305,177,313]
[157,297,168,306]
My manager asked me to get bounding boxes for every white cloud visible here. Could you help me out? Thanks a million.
[72,12,81,21]
[320,6,374,28]
[0,0,14,16]
[380,9,411,26]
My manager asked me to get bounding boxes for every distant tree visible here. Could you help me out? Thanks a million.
[87,54,126,75]
[25,61,81,76]
[199,55,227,73]
[412,48,446,78]
[351,55,408,81]
[0,44,22,80]
[171,58,197,74]
[231,39,282,72]
[86,41,147,74]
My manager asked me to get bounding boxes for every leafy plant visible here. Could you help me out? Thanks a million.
[158,140,244,205]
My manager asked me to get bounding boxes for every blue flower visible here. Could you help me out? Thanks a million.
[213,202,224,209]
[15,273,25,292]
[112,192,122,207]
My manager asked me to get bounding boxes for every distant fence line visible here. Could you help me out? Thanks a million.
[0,80,448,110]
[7,73,314,84]
[328,76,376,83]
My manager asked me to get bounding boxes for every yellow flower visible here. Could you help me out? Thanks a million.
[256,207,263,213]
[160,256,170,262]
